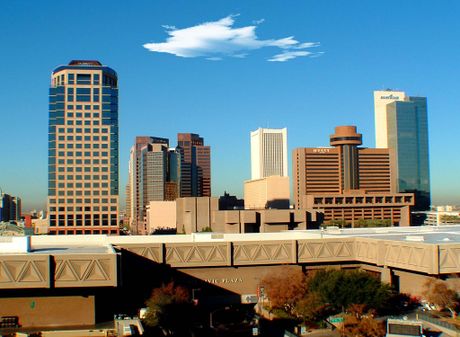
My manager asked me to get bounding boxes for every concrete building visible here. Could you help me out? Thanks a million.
[145,201,177,233]
[4,226,460,329]
[177,133,211,197]
[126,136,178,234]
[0,193,21,222]
[243,176,290,210]
[175,196,321,234]
[211,208,322,233]
[250,128,288,180]
[303,192,413,227]
[127,136,169,234]
[424,206,460,226]
[293,126,398,208]
[293,126,413,227]
[47,60,119,235]
[176,197,218,233]
[374,90,431,210]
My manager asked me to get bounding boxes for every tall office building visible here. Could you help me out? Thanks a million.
[48,60,119,235]
[293,126,398,209]
[126,136,180,234]
[250,128,288,180]
[374,90,431,210]
[127,136,168,232]
[177,133,211,197]
[293,126,413,227]
[0,193,21,222]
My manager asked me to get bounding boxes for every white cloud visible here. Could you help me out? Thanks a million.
[143,15,322,62]
[268,50,312,62]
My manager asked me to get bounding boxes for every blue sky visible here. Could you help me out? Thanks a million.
[1,0,459,210]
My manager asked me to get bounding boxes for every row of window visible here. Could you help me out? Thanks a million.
[50,158,111,165]
[50,206,117,212]
[49,190,111,197]
[49,229,119,235]
[52,174,110,180]
[54,143,109,150]
[53,151,110,157]
[50,182,111,190]
[52,135,109,141]
[49,198,117,204]
[53,166,109,173]
[66,104,99,111]
[49,219,118,228]
[54,73,117,86]
[69,73,100,85]
[56,127,109,133]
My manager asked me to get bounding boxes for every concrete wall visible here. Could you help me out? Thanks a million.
[176,197,218,233]
[146,201,176,233]
[179,265,302,296]
[0,296,95,328]
[244,176,290,210]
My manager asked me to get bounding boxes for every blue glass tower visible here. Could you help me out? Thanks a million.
[48,60,119,234]
[386,96,430,211]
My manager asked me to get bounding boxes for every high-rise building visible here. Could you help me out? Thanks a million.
[293,126,398,208]
[250,128,288,180]
[0,193,21,222]
[126,137,181,234]
[374,90,431,210]
[47,60,119,235]
[293,126,414,227]
[177,133,211,197]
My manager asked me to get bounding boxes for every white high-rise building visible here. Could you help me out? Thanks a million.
[373,89,431,211]
[373,90,407,148]
[250,128,288,180]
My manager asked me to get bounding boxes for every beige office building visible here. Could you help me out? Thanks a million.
[374,90,407,148]
[243,176,290,210]
[145,201,176,233]
[250,128,288,180]
[47,60,119,235]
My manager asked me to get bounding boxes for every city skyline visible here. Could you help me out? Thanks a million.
[1,1,460,210]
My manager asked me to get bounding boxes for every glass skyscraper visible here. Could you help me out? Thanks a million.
[48,60,119,234]
[374,90,430,211]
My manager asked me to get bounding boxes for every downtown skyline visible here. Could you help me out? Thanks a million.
[1,1,460,210]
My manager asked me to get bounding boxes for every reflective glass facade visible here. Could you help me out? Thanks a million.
[48,61,119,234]
[387,97,430,210]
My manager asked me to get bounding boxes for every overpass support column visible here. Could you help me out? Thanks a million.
[381,266,392,285]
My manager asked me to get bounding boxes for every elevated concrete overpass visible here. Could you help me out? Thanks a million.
[2,226,460,328]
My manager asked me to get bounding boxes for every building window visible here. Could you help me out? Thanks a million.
[76,74,91,84]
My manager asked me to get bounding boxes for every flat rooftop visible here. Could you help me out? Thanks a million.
[2,226,460,255]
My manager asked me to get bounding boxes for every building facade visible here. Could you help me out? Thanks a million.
[177,133,211,197]
[250,128,288,180]
[374,90,431,210]
[126,136,180,234]
[293,126,397,209]
[243,176,290,210]
[0,193,21,222]
[293,126,413,227]
[47,60,119,235]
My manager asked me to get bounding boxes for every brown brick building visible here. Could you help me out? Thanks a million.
[293,126,413,226]
[177,133,211,197]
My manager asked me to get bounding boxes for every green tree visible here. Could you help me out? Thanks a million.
[143,282,194,335]
[307,269,393,312]
[355,219,391,228]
